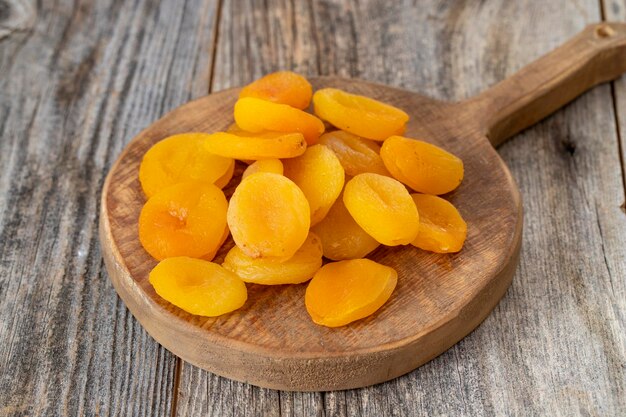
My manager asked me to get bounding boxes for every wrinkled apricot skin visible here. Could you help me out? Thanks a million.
[203,131,306,160]
[313,88,409,141]
[222,233,323,285]
[319,130,390,177]
[311,193,379,260]
[150,257,247,317]
[234,97,325,145]
[305,259,397,327]
[242,159,284,179]
[343,173,419,246]
[139,133,234,198]
[283,145,345,226]
[139,182,228,260]
[239,71,313,110]
[410,194,467,253]
[381,136,464,195]
[227,172,310,259]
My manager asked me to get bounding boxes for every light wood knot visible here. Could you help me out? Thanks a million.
[595,25,615,39]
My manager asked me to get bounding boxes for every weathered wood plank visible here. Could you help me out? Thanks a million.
[0,0,218,415]
[176,0,626,416]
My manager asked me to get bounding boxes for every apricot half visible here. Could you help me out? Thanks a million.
[313,88,409,141]
[234,97,325,145]
[150,257,247,317]
[239,71,312,110]
[311,193,379,260]
[305,259,397,327]
[319,130,390,177]
[222,233,323,285]
[138,182,228,260]
[381,135,464,195]
[227,172,310,259]
[139,133,234,198]
[411,194,467,253]
[283,145,345,225]
[343,173,419,246]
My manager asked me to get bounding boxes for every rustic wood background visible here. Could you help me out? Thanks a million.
[1,0,625,415]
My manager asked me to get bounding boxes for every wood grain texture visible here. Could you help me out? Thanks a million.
[2,0,625,415]
[0,0,218,415]
[175,0,626,415]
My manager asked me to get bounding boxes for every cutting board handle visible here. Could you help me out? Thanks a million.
[468,22,626,147]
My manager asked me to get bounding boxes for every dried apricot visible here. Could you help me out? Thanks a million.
[410,194,467,253]
[139,133,234,198]
[234,97,325,145]
[343,173,419,246]
[239,71,312,110]
[150,257,247,317]
[214,159,236,188]
[202,224,230,262]
[319,130,390,176]
[138,182,228,260]
[203,131,306,160]
[311,193,379,260]
[380,135,463,195]
[222,233,323,285]
[283,145,345,225]
[305,259,397,327]
[227,172,310,259]
[242,159,283,179]
[313,88,409,141]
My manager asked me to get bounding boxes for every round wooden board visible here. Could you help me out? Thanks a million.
[99,77,522,391]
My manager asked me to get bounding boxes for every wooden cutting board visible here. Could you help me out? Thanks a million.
[99,23,626,391]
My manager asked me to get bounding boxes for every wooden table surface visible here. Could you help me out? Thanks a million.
[1,0,625,416]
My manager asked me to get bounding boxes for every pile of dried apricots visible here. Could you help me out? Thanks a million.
[138,71,467,327]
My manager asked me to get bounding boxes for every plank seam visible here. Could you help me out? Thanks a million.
[208,0,224,92]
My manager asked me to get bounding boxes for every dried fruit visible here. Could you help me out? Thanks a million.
[242,159,283,179]
[139,133,234,198]
[311,193,379,260]
[318,130,390,176]
[343,173,419,246]
[202,224,230,261]
[203,131,306,160]
[223,233,323,285]
[239,71,313,110]
[150,257,247,316]
[214,159,236,188]
[283,145,345,225]
[305,259,397,327]
[138,182,228,260]
[227,172,310,259]
[410,194,467,253]
[234,97,325,145]
[313,88,409,141]
[380,135,463,195]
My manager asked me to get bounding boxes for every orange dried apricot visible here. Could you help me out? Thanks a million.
[234,97,325,145]
[239,71,313,110]
[138,182,228,260]
[311,192,379,260]
[202,224,230,262]
[410,194,467,253]
[227,172,310,259]
[313,88,409,141]
[214,159,236,188]
[343,173,419,246]
[242,159,283,179]
[150,257,247,317]
[305,259,397,327]
[203,131,306,160]
[380,135,463,195]
[283,145,345,225]
[318,130,390,176]
[222,233,323,285]
[139,133,234,198]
